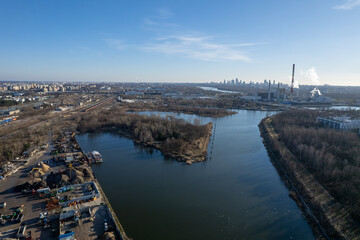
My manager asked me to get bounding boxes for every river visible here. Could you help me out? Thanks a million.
[198,86,240,94]
[77,110,314,240]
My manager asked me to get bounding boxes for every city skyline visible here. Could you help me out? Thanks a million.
[0,0,360,85]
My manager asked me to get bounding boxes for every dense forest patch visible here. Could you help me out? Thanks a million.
[77,108,212,162]
[271,110,360,220]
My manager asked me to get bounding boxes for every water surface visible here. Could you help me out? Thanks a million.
[198,86,240,94]
[77,110,314,240]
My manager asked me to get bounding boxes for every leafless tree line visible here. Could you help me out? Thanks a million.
[272,110,360,220]
[76,107,211,157]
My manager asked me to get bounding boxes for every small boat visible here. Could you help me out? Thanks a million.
[91,151,103,163]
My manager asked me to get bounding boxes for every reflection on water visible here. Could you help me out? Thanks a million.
[77,110,314,240]
[198,86,239,94]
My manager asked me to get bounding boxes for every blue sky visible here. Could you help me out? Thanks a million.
[0,0,359,85]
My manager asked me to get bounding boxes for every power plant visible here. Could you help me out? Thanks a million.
[218,63,332,104]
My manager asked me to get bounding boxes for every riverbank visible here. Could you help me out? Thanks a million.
[92,177,129,240]
[0,132,128,240]
[72,135,129,240]
[259,117,360,239]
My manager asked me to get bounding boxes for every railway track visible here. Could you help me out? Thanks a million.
[0,97,114,140]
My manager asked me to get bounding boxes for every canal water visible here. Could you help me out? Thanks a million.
[77,110,314,240]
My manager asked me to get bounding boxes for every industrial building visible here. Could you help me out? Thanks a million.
[310,88,332,103]
[317,116,360,130]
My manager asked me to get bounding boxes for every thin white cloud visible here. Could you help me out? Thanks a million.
[143,9,173,27]
[106,9,263,62]
[142,8,175,29]
[333,0,360,10]
[154,9,173,19]
[105,39,128,50]
[142,35,255,62]
[144,18,158,26]
[139,10,262,62]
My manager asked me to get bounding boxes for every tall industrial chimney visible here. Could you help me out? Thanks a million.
[291,64,295,95]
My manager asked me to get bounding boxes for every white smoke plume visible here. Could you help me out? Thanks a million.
[288,75,299,88]
[305,67,320,85]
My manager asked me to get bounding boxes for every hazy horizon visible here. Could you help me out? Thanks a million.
[1,79,360,88]
[1,0,359,86]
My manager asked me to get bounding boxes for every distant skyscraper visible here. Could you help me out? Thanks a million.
[223,79,226,84]
[231,79,235,84]
[236,78,239,84]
